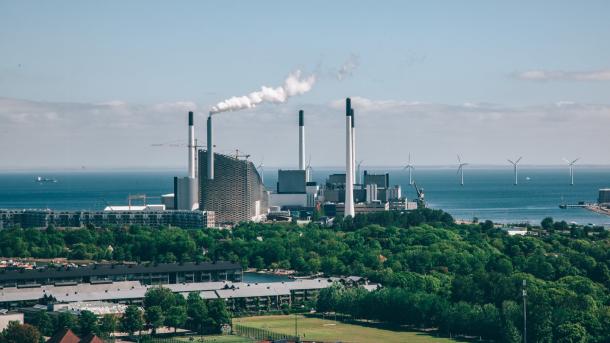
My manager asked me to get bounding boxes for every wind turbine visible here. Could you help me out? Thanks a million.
[563,157,580,186]
[356,160,364,185]
[457,154,468,186]
[256,157,265,184]
[403,153,414,185]
[507,157,522,185]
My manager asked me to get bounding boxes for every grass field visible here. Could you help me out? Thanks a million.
[234,315,459,343]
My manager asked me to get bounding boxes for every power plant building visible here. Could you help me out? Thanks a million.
[172,111,199,211]
[174,177,198,211]
[198,150,268,225]
[268,110,319,210]
[277,170,307,194]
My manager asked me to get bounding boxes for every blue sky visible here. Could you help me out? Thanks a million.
[1,1,610,169]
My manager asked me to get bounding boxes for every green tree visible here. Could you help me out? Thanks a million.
[30,310,53,336]
[99,314,117,338]
[0,322,40,343]
[500,301,522,343]
[144,287,176,312]
[186,292,208,334]
[541,217,554,230]
[164,306,187,332]
[77,310,98,336]
[54,312,77,333]
[481,220,494,231]
[145,306,164,335]
[207,300,231,333]
[555,323,587,343]
[121,305,144,336]
[316,284,344,313]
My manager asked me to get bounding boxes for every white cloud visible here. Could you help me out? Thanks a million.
[152,101,197,113]
[515,69,610,81]
[1,96,610,168]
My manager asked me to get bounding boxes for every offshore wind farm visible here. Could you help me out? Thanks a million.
[1,165,609,226]
[0,94,608,226]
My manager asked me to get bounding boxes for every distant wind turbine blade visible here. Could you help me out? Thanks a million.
[572,158,580,164]
[516,157,522,164]
[562,158,570,164]
[457,166,462,175]
[457,154,461,163]
[507,159,515,165]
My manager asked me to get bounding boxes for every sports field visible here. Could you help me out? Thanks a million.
[175,335,254,342]
[234,315,458,343]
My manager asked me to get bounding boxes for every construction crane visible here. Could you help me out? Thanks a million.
[234,149,251,160]
[150,138,206,150]
[412,181,426,209]
[128,194,148,207]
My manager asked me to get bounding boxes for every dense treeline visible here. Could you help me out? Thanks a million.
[141,287,231,335]
[24,287,231,339]
[0,208,453,264]
[317,278,607,342]
[28,308,118,339]
[1,209,610,341]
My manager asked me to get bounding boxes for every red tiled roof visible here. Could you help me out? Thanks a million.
[46,328,80,343]
[80,334,105,343]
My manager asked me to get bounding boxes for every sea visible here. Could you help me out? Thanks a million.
[1,166,609,227]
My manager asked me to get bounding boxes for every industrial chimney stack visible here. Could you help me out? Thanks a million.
[299,110,305,170]
[188,111,196,179]
[173,112,198,211]
[351,108,356,184]
[207,114,214,180]
[345,98,355,217]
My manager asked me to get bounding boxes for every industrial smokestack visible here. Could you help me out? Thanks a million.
[188,111,196,179]
[207,114,214,180]
[345,98,355,217]
[299,110,305,170]
[350,108,355,190]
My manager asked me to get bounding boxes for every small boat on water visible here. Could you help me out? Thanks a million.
[35,176,57,183]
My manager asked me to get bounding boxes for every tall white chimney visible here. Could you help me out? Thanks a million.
[345,98,355,217]
[351,108,356,185]
[299,110,305,170]
[188,111,196,179]
[207,113,214,180]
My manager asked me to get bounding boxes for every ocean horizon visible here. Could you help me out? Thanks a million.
[1,166,609,227]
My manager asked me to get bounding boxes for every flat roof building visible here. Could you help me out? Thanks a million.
[0,277,377,313]
[0,209,214,229]
[0,261,241,287]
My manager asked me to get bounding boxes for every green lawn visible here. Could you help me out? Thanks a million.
[234,315,459,343]
[175,335,254,342]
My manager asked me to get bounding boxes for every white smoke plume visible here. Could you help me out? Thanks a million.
[336,54,360,80]
[210,70,316,114]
